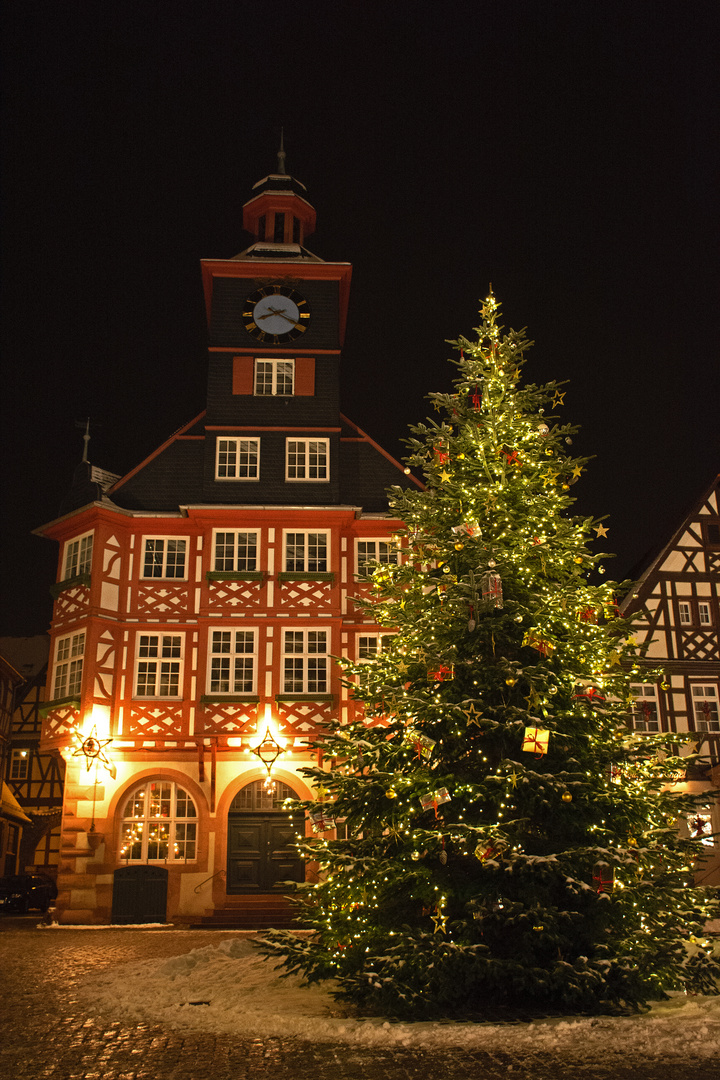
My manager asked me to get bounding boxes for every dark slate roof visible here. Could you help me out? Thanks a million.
[107,411,421,514]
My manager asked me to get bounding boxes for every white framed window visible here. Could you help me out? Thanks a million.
[135,634,183,698]
[678,601,692,624]
[357,633,395,660]
[255,359,294,396]
[629,683,660,732]
[692,685,720,732]
[212,530,259,573]
[208,629,257,694]
[142,538,187,579]
[698,602,712,626]
[216,437,260,480]
[63,532,94,579]
[284,531,328,573]
[282,629,329,694]
[10,748,29,780]
[120,780,198,862]
[286,438,328,481]
[53,631,85,699]
[356,539,399,575]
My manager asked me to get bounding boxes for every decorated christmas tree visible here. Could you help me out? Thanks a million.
[263,294,720,1017]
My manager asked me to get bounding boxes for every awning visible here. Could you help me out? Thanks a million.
[1,782,32,824]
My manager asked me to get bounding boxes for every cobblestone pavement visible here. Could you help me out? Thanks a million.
[0,916,715,1080]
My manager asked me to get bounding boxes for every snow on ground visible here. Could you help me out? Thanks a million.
[76,936,720,1061]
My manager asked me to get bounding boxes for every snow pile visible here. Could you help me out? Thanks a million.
[77,937,720,1060]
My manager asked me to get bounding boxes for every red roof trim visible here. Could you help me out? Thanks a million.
[340,414,424,489]
[109,410,207,494]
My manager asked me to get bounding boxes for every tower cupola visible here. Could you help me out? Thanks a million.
[241,133,317,252]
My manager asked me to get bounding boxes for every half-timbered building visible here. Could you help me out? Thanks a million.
[36,152,420,925]
[1,636,64,876]
[621,474,720,886]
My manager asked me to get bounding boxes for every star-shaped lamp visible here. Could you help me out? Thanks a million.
[251,725,286,780]
[72,725,116,779]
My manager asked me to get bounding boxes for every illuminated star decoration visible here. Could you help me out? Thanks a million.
[431,906,448,934]
[508,770,519,788]
[552,391,566,408]
[72,725,116,778]
[440,469,451,483]
[594,524,609,538]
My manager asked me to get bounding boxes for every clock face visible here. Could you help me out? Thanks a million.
[243,285,311,343]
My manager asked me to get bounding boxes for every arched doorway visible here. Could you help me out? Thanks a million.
[226,779,305,893]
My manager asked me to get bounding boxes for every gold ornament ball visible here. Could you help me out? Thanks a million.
[385,788,398,799]
[533,925,544,932]
[454,542,464,550]
[561,792,573,802]
[410,850,421,861]
[505,677,517,686]
[457,453,465,459]
[403,467,411,475]
[574,556,583,564]
[661,681,669,691]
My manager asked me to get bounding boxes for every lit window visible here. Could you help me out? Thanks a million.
[286,438,328,481]
[120,780,197,862]
[135,635,183,697]
[692,685,720,732]
[63,533,93,579]
[629,684,659,732]
[142,538,187,579]
[255,359,294,396]
[284,532,328,573]
[356,539,398,574]
[216,438,260,480]
[53,631,85,699]
[282,629,329,694]
[208,629,256,694]
[678,601,692,624]
[212,531,258,573]
[10,748,29,780]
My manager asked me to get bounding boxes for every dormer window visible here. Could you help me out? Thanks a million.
[273,212,286,242]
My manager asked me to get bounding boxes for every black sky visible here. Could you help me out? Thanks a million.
[1,0,719,635]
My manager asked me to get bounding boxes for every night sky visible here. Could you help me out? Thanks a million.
[2,0,719,636]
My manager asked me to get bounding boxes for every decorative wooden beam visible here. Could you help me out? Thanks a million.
[197,740,205,784]
[211,739,217,813]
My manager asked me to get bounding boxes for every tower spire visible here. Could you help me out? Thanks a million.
[277,128,287,175]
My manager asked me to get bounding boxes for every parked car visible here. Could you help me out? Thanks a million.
[0,874,58,913]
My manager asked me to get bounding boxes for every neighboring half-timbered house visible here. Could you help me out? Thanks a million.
[36,152,421,925]
[621,474,720,886]
[0,636,65,875]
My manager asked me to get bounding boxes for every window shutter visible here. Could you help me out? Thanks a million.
[294,357,315,396]
[232,356,254,395]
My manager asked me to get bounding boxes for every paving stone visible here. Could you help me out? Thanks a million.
[0,916,715,1080]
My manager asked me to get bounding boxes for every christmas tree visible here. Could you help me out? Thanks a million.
[263,294,720,1017]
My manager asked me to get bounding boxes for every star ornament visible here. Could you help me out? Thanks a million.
[552,391,566,408]
[72,725,116,778]
[594,524,609,538]
[431,907,448,934]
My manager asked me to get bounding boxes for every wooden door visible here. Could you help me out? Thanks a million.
[227,814,304,892]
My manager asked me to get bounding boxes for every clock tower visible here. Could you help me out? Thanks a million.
[199,144,352,504]
[37,148,420,927]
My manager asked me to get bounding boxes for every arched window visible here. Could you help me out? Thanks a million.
[120,780,198,862]
[229,779,298,812]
